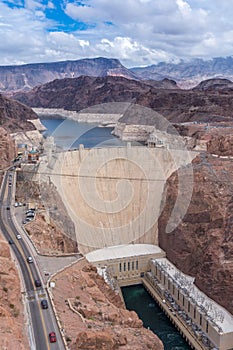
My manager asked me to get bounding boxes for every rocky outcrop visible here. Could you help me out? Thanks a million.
[192,78,233,91]
[0,127,16,170]
[13,76,151,111]
[0,127,16,186]
[0,237,29,349]
[145,78,179,90]
[158,154,233,314]
[24,214,77,255]
[135,88,233,123]
[206,132,233,156]
[52,259,164,350]
[0,93,37,133]
[15,179,77,255]
[113,123,154,142]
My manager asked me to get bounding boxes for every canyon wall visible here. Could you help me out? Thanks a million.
[0,238,29,349]
[0,127,16,169]
[158,154,233,314]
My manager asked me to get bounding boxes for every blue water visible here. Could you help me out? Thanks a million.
[121,285,192,350]
[40,118,140,149]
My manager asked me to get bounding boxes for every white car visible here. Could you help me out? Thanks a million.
[14,203,18,207]
[16,234,22,240]
[27,256,33,263]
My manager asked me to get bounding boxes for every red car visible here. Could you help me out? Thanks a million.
[49,332,56,343]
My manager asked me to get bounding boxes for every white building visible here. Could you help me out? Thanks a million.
[149,258,233,350]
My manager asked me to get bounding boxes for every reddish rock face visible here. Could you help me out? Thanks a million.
[0,127,16,168]
[0,94,37,132]
[0,238,30,349]
[0,127,16,186]
[158,155,233,314]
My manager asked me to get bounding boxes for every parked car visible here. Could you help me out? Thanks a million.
[49,332,56,343]
[26,209,35,214]
[25,217,33,222]
[27,256,33,263]
[26,213,35,218]
[35,279,42,287]
[41,299,48,309]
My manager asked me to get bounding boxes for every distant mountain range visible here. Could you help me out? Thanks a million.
[0,57,137,94]
[131,57,233,88]
[1,56,233,93]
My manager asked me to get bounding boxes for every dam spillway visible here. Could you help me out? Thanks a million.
[39,145,197,254]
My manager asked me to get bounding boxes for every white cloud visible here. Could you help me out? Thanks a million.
[47,1,55,9]
[1,0,233,66]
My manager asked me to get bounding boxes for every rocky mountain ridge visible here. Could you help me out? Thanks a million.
[131,56,233,88]
[12,75,233,125]
[3,56,233,93]
[13,75,152,111]
[193,78,233,91]
[0,57,138,93]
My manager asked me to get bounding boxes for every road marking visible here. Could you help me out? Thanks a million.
[1,183,51,350]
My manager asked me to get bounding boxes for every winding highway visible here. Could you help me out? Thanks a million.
[0,169,65,350]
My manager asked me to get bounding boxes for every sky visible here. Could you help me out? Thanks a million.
[1,0,233,67]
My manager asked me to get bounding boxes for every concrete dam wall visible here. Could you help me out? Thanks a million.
[39,145,197,254]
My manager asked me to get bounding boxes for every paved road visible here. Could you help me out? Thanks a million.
[0,170,65,350]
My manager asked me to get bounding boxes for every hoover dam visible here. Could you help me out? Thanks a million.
[39,143,197,254]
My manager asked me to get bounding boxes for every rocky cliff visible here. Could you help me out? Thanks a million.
[52,259,164,350]
[0,238,29,349]
[15,178,77,255]
[158,154,233,314]
[0,93,37,133]
[135,86,233,123]
[0,127,16,169]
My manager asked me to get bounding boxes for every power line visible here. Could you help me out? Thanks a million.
[2,168,233,184]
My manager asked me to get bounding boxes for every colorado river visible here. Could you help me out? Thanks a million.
[122,285,192,350]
